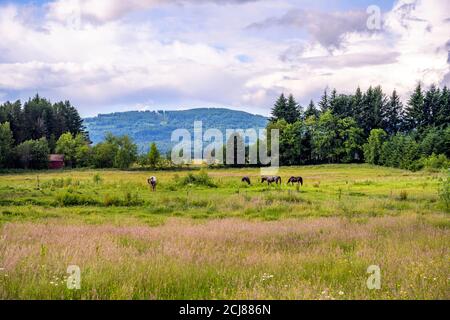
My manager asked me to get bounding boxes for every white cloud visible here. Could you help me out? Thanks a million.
[0,0,449,116]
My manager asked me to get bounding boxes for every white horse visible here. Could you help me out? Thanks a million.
[147,176,157,191]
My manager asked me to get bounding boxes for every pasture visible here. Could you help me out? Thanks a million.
[0,164,448,299]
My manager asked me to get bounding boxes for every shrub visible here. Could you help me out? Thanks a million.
[439,171,450,210]
[179,169,217,188]
[93,173,102,184]
[420,154,450,171]
[56,191,96,206]
[103,192,143,207]
[398,191,408,201]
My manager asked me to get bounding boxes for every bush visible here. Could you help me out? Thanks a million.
[93,173,102,184]
[56,191,96,206]
[103,192,143,207]
[420,154,450,170]
[398,191,408,201]
[439,171,450,210]
[179,169,217,188]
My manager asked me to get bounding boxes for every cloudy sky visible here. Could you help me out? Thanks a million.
[0,0,449,117]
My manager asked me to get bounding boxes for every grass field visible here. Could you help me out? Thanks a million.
[0,164,448,299]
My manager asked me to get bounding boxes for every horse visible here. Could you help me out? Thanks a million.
[241,176,251,185]
[288,176,303,186]
[147,176,157,191]
[261,176,282,185]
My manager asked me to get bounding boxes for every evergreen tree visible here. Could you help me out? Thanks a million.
[382,90,403,134]
[0,122,14,168]
[437,86,450,127]
[423,84,441,126]
[304,100,320,119]
[318,89,330,112]
[352,87,364,128]
[360,86,375,135]
[328,89,338,113]
[270,93,300,124]
[270,93,288,122]
[405,83,425,130]
[373,86,386,129]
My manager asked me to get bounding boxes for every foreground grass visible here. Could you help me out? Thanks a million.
[0,164,448,299]
[0,217,448,299]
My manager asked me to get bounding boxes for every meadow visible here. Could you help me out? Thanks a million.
[0,164,448,299]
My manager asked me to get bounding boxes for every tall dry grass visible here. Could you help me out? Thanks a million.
[0,216,448,299]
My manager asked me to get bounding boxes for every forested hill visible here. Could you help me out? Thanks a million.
[84,108,268,153]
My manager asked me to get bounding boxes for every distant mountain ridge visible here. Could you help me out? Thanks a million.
[84,108,268,153]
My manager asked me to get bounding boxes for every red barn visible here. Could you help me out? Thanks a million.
[49,154,65,169]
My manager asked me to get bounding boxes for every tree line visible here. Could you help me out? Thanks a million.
[0,84,449,171]
[267,84,449,170]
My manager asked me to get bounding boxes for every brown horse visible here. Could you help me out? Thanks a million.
[288,176,303,186]
[261,176,282,185]
[147,176,157,191]
[241,177,251,185]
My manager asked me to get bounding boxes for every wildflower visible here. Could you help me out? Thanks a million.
[261,273,274,281]
[338,291,344,296]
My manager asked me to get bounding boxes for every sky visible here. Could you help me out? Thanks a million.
[0,0,449,117]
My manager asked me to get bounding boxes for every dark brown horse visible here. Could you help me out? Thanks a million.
[241,176,251,185]
[288,176,303,186]
[147,176,157,191]
[261,176,282,185]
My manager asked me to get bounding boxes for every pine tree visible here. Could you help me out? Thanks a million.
[328,89,337,113]
[270,93,288,122]
[373,86,386,130]
[360,86,375,135]
[285,94,302,123]
[437,86,450,127]
[382,90,403,134]
[352,87,364,128]
[0,122,14,168]
[318,89,330,112]
[423,84,441,126]
[405,83,425,130]
[304,100,320,119]
[270,93,300,124]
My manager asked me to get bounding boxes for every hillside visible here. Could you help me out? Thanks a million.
[83,108,268,153]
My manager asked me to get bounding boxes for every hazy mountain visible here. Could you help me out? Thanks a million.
[84,108,268,153]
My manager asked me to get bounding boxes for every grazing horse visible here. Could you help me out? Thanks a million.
[241,176,251,185]
[288,176,303,186]
[147,176,157,191]
[261,176,282,185]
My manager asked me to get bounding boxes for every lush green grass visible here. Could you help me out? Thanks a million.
[0,165,448,299]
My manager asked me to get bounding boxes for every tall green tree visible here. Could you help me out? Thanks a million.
[55,132,90,167]
[423,84,441,126]
[15,138,50,169]
[304,100,320,119]
[382,90,403,134]
[352,87,364,129]
[363,129,387,165]
[147,142,161,168]
[437,86,450,127]
[0,122,14,168]
[404,83,425,130]
[270,94,301,124]
[113,135,138,169]
[318,89,330,112]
